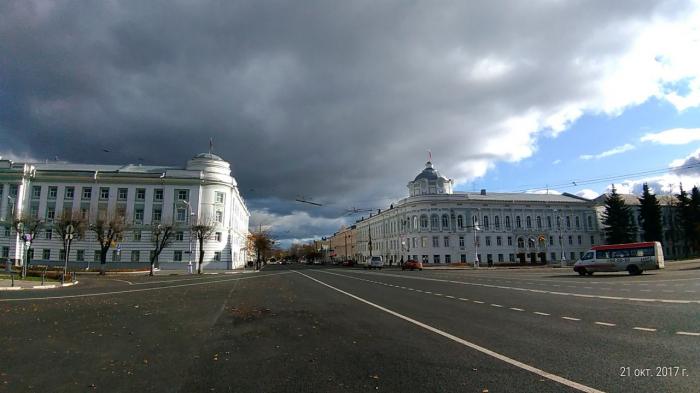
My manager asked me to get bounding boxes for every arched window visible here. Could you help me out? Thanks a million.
[526,216,531,228]
[587,216,593,229]
[457,215,464,229]
[494,216,500,229]
[556,216,561,228]
[442,214,449,229]
[431,214,439,229]
[575,216,580,228]
[420,215,429,229]
[517,237,525,248]
[483,215,489,229]
[516,216,522,228]
[536,216,542,228]
[547,216,552,228]
[413,216,418,230]
[566,216,571,228]
[505,216,511,229]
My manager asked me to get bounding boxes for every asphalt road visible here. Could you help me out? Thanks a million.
[1,264,698,392]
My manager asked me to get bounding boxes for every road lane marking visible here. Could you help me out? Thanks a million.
[534,312,550,316]
[490,304,503,308]
[445,295,455,299]
[110,279,134,285]
[0,271,291,302]
[633,327,657,332]
[473,300,485,304]
[509,307,525,312]
[294,270,604,393]
[338,270,700,304]
[561,317,581,321]
[594,322,616,327]
[458,298,469,301]
[676,331,700,336]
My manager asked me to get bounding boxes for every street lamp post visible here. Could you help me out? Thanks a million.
[471,220,481,268]
[554,209,566,267]
[63,224,75,284]
[6,196,15,272]
[181,200,194,274]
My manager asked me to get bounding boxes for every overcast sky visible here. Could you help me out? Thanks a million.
[2,0,700,246]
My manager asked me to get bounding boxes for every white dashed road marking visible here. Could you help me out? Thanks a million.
[562,317,581,321]
[633,327,657,332]
[676,331,700,336]
[534,312,550,316]
[594,322,616,327]
[510,307,525,312]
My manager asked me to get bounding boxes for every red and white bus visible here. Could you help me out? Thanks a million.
[573,241,664,276]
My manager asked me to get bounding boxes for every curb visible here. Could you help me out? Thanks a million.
[0,281,79,291]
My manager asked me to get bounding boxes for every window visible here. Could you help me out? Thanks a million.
[42,249,51,260]
[9,184,18,197]
[420,215,428,229]
[412,237,416,248]
[214,251,221,261]
[587,216,593,229]
[498,254,504,262]
[133,230,141,241]
[487,254,493,264]
[433,255,440,263]
[442,214,449,228]
[575,216,580,228]
[215,210,223,223]
[485,236,491,246]
[496,236,502,246]
[570,252,576,261]
[494,216,500,229]
[135,188,146,200]
[94,251,101,262]
[556,216,561,228]
[215,232,222,242]
[47,186,57,199]
[30,205,39,218]
[551,252,557,261]
[431,215,439,229]
[509,254,515,262]
[176,232,184,241]
[46,207,55,221]
[459,236,465,247]
[65,187,74,199]
[517,237,524,248]
[549,236,554,246]
[59,249,66,261]
[483,215,489,229]
[176,208,187,222]
[507,236,512,246]
[516,216,521,228]
[152,207,162,222]
[547,216,552,228]
[505,216,511,229]
[176,189,188,201]
[32,186,41,198]
[174,251,183,262]
[154,189,163,201]
[590,235,595,245]
[445,255,451,263]
[134,209,144,222]
[568,235,573,245]
[421,237,427,248]
[457,215,464,229]
[536,216,542,228]
[460,254,467,263]
[100,187,109,199]
[3,226,9,237]
[131,251,140,262]
[2,246,9,258]
[412,216,418,229]
[566,216,571,228]
[432,236,439,247]
[45,229,52,240]
[443,236,449,247]
[526,216,531,228]
[118,188,128,200]
[112,250,120,262]
[577,235,582,245]
[215,192,225,203]
[76,250,85,261]
[82,187,92,200]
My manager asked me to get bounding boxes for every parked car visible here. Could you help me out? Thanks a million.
[365,256,384,270]
[402,259,423,271]
[341,260,355,267]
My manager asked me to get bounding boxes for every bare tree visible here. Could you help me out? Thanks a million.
[90,211,127,275]
[149,221,176,276]
[13,213,43,277]
[54,209,88,254]
[191,216,216,274]
[247,230,275,270]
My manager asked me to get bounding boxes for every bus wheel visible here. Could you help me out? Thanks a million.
[627,265,641,275]
[586,271,594,276]
[578,270,586,276]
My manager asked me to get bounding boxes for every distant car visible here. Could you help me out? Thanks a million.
[341,260,355,267]
[365,256,384,270]
[402,260,423,271]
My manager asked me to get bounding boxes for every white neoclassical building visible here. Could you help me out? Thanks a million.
[355,161,599,266]
[0,153,249,270]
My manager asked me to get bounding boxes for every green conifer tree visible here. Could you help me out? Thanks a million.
[602,185,636,244]
[638,183,663,242]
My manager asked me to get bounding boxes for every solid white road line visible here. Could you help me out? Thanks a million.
[490,304,504,308]
[294,270,604,393]
[0,271,291,302]
[594,322,616,327]
[473,300,485,304]
[509,307,525,312]
[633,327,657,332]
[534,312,550,316]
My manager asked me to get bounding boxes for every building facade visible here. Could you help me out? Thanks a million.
[355,161,599,265]
[0,153,249,270]
[328,225,357,262]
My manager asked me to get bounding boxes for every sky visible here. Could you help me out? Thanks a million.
[1,0,700,247]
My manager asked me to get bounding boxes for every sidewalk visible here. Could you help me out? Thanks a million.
[0,278,79,291]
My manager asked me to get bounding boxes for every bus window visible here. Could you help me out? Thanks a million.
[611,249,630,258]
[596,250,609,259]
[581,251,594,260]
[642,247,654,257]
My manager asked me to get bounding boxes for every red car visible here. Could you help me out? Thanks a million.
[402,260,423,271]
[341,260,355,267]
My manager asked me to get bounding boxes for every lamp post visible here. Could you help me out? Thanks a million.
[181,200,193,274]
[6,196,15,272]
[470,220,481,268]
[554,209,565,267]
[63,224,74,284]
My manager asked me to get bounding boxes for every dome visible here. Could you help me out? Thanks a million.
[413,161,445,181]
[193,153,223,161]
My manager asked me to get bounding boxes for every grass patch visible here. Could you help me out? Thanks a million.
[0,274,59,283]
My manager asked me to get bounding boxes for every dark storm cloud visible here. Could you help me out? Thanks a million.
[1,0,697,243]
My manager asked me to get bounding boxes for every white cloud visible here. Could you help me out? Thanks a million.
[552,159,561,165]
[575,189,600,199]
[641,128,700,145]
[579,143,635,160]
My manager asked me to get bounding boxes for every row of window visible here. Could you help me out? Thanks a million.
[399,251,586,264]
[0,246,221,262]
[369,234,596,251]
[0,227,225,242]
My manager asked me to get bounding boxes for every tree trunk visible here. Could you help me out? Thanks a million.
[198,237,204,274]
[149,258,155,277]
[100,249,108,275]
